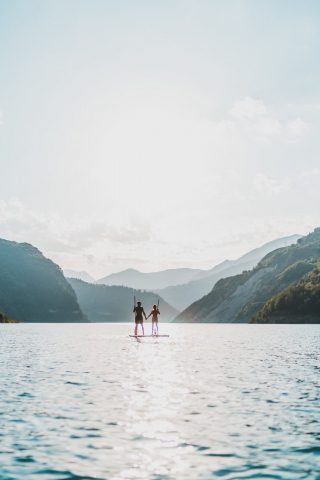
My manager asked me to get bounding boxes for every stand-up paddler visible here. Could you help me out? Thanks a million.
[133,300,147,336]
[147,304,160,335]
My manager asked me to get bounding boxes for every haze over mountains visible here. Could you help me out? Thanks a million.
[96,268,202,290]
[155,235,301,310]
[95,235,301,311]
[0,236,178,323]
[64,269,95,283]
[68,278,178,323]
[175,229,320,324]
[1,231,318,324]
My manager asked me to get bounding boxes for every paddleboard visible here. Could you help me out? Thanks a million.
[129,334,169,338]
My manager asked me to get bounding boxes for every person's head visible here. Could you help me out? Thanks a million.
[153,304,157,309]
[137,301,141,306]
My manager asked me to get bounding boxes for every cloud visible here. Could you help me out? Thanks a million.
[0,199,151,254]
[285,117,308,137]
[0,194,318,277]
[229,97,268,120]
[227,96,308,142]
[299,103,320,112]
[253,169,320,196]
[253,174,291,195]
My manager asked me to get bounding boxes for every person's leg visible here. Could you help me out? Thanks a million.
[152,320,155,335]
[134,323,138,336]
[155,321,158,335]
[141,323,144,336]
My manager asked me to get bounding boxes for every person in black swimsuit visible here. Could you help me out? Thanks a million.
[133,301,147,336]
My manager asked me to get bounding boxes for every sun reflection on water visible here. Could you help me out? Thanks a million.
[118,337,193,479]
[1,324,319,480]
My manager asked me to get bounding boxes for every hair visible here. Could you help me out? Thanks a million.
[153,304,157,308]
[137,301,141,305]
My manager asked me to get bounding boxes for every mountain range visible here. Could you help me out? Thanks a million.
[155,235,301,310]
[1,231,317,324]
[68,278,178,322]
[0,237,178,323]
[93,235,301,311]
[175,229,320,324]
[96,267,202,290]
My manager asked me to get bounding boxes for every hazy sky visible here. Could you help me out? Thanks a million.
[1,0,320,277]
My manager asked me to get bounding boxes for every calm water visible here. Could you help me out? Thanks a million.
[0,324,319,480]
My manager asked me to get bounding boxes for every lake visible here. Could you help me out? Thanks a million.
[0,323,319,480]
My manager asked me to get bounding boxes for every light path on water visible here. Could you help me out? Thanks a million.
[0,323,319,480]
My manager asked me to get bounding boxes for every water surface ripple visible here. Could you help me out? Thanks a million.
[0,324,319,480]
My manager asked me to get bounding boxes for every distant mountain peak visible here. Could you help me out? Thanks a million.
[96,267,203,290]
[64,270,95,283]
[68,278,178,322]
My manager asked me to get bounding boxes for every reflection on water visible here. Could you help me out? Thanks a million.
[0,323,319,479]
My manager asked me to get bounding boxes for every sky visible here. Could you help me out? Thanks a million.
[1,0,320,278]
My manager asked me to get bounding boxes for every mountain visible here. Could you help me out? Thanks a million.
[96,267,202,290]
[175,229,320,324]
[251,267,320,324]
[0,239,87,322]
[68,278,178,322]
[156,235,301,310]
[64,269,95,283]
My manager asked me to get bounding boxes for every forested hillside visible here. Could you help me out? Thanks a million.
[175,228,320,324]
[157,235,300,310]
[0,239,86,322]
[252,267,320,323]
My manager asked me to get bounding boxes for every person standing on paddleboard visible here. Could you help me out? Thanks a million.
[147,304,160,335]
[133,301,147,336]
